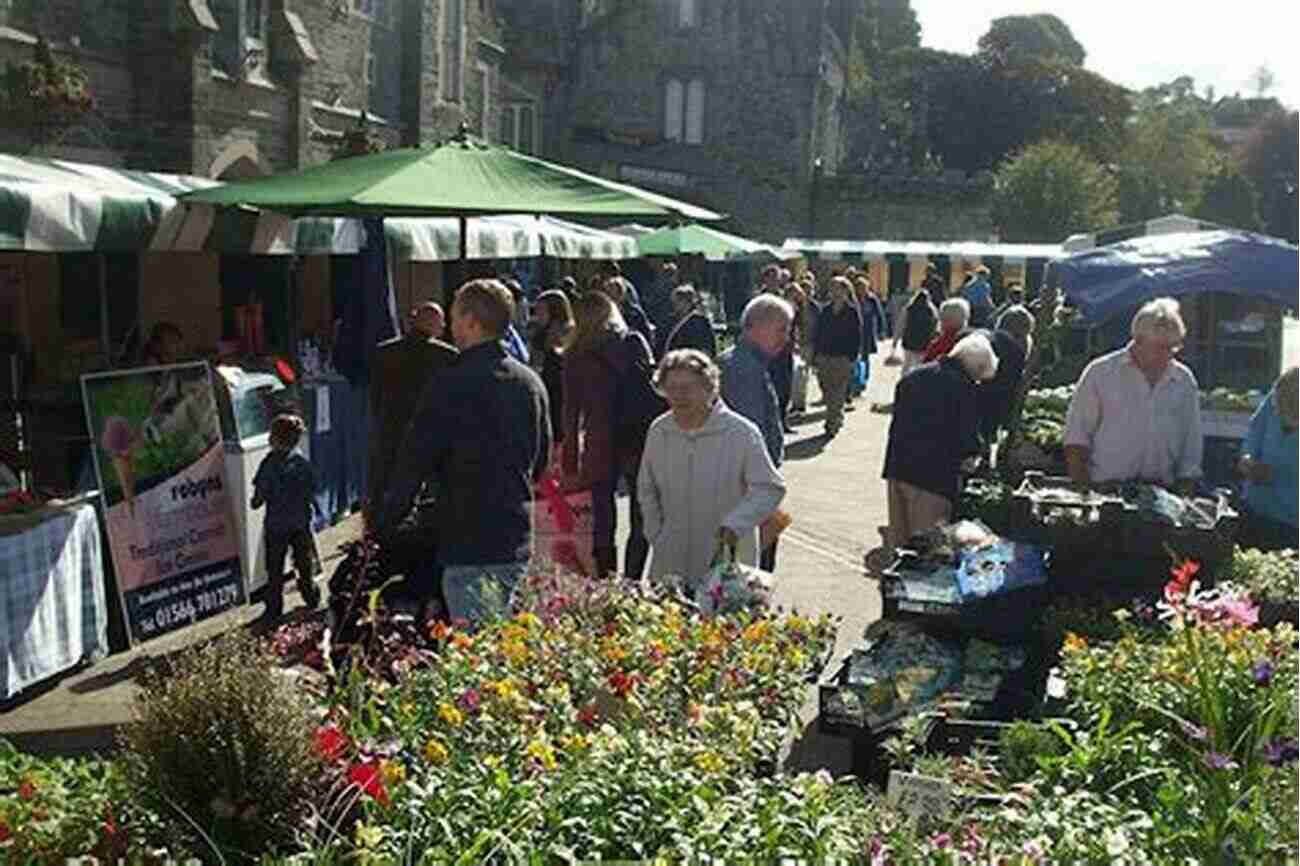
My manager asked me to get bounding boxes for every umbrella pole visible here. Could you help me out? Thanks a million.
[97,253,110,362]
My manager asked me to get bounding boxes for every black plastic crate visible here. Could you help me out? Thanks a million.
[926,715,1078,758]
[1008,471,1130,549]
[816,653,910,738]
[877,576,1049,643]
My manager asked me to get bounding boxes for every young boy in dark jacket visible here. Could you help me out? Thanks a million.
[252,414,321,621]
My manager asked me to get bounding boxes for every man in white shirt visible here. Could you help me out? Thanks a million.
[1063,297,1203,494]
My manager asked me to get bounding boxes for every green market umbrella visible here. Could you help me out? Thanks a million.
[177,133,722,223]
[636,223,794,261]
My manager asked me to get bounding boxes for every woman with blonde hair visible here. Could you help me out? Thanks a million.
[562,290,656,578]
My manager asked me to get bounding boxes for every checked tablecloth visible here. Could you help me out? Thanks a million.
[1,503,108,700]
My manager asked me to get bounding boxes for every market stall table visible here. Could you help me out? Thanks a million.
[0,498,108,701]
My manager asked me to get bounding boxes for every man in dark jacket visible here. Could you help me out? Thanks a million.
[377,279,551,627]
[643,261,679,339]
[882,334,997,551]
[922,262,946,309]
[663,285,718,358]
[366,302,458,526]
[976,306,1032,462]
[720,294,794,570]
[812,277,862,438]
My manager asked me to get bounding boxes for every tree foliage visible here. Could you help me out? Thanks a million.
[977,14,1086,67]
[1238,110,1299,242]
[991,140,1118,243]
[1115,79,1217,223]
[1195,165,1262,231]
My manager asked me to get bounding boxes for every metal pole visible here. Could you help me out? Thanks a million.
[98,253,110,362]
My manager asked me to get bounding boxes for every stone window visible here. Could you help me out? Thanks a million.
[476,61,494,139]
[685,78,705,144]
[664,79,683,141]
[501,103,537,154]
[211,0,268,80]
[665,78,704,144]
[442,0,465,103]
[678,0,697,28]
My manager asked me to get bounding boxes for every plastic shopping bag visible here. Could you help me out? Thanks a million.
[692,539,776,617]
[531,473,596,577]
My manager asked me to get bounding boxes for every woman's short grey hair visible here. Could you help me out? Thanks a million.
[1131,297,1186,344]
[939,297,971,326]
[996,305,1035,355]
[655,349,720,398]
[740,294,795,331]
[948,333,999,382]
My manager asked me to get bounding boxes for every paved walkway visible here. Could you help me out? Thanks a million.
[1,361,903,774]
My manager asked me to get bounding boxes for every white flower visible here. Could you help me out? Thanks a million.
[1105,828,1131,857]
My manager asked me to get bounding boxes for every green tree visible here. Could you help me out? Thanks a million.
[1195,165,1262,231]
[991,140,1118,243]
[1116,79,1217,222]
[977,14,1086,67]
[1238,110,1299,242]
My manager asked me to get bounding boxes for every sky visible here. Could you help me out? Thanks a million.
[909,1,1299,109]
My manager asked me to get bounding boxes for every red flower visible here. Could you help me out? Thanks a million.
[17,778,36,800]
[302,648,324,670]
[577,703,599,727]
[314,724,350,763]
[608,669,637,698]
[1165,559,1200,603]
[347,761,390,806]
[0,821,10,841]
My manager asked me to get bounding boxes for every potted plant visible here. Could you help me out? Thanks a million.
[1,37,94,147]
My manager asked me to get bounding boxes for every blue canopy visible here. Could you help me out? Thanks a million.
[1055,230,1299,324]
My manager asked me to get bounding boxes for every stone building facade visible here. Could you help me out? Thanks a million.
[498,0,853,244]
[0,0,514,179]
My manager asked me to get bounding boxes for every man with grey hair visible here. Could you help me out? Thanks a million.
[1064,297,1202,492]
[721,294,794,571]
[881,332,995,551]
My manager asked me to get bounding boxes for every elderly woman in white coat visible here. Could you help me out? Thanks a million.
[638,349,787,582]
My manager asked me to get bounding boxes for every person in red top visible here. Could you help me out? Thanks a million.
[922,298,971,363]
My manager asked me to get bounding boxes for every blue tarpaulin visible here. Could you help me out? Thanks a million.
[1055,230,1299,324]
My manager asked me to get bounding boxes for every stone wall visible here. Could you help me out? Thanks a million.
[810,174,996,241]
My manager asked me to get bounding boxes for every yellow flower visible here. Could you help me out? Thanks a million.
[380,759,407,787]
[354,822,384,850]
[602,641,629,664]
[743,621,771,644]
[501,640,530,666]
[525,737,558,770]
[787,613,809,634]
[693,751,725,774]
[483,754,503,769]
[1063,632,1088,653]
[438,702,465,728]
[559,734,591,753]
[423,738,450,765]
[515,611,541,631]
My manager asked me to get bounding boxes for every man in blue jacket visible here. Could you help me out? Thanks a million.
[720,294,795,571]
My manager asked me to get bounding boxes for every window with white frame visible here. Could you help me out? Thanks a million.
[678,0,697,28]
[664,78,704,143]
[685,78,704,143]
[500,103,537,154]
[664,79,683,141]
[442,0,464,103]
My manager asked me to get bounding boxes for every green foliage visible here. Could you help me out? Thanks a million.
[1221,547,1299,603]
[118,630,325,862]
[991,140,1118,243]
[977,13,1087,67]
[0,36,94,149]
[998,720,1067,783]
[1196,165,1263,231]
[1239,109,1299,242]
[1117,79,1218,223]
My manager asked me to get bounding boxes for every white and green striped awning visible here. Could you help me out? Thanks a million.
[782,238,1064,265]
[1060,214,1227,253]
[0,154,636,261]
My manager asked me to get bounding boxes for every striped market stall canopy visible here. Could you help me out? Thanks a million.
[781,237,1064,265]
[0,155,635,260]
[1061,214,1227,252]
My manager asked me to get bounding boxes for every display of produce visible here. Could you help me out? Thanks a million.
[1201,386,1265,414]
[956,478,1012,535]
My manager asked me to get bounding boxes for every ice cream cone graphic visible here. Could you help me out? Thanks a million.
[112,453,136,515]
[102,416,137,515]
